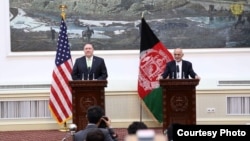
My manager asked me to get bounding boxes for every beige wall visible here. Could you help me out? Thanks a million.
[1,88,250,131]
[197,89,250,124]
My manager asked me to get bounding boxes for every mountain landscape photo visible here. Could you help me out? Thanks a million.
[9,0,250,51]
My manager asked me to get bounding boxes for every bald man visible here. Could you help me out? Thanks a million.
[160,48,200,79]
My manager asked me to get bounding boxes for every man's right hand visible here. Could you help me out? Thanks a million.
[156,75,163,81]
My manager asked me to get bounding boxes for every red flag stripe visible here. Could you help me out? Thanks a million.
[50,86,68,121]
[51,69,72,114]
[50,79,71,122]
[49,99,63,122]
[55,60,73,101]
[51,79,72,111]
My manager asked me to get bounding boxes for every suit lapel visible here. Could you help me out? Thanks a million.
[182,61,187,78]
[171,61,177,79]
[82,57,89,74]
[182,61,186,71]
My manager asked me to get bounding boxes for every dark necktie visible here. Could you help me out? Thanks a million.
[176,65,180,79]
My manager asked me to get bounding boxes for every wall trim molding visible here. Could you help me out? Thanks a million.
[218,80,250,86]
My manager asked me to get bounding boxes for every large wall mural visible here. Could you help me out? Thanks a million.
[9,0,250,52]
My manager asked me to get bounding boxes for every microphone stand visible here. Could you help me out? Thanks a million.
[61,132,71,141]
[61,123,77,141]
[71,130,76,141]
[61,131,76,141]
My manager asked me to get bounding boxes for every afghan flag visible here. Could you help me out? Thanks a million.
[138,18,174,123]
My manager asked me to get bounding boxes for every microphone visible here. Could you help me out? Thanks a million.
[82,73,84,80]
[87,67,91,80]
[176,65,179,73]
[176,65,179,79]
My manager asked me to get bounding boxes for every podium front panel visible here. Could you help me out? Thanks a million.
[70,80,107,131]
[160,79,199,132]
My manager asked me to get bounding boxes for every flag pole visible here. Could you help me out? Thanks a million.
[59,122,69,132]
[141,11,144,18]
[140,98,142,122]
[58,3,69,132]
[139,12,144,123]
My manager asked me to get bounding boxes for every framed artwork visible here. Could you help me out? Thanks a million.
[9,0,250,52]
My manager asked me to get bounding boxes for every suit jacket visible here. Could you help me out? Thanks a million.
[72,56,108,80]
[74,124,114,141]
[161,60,197,79]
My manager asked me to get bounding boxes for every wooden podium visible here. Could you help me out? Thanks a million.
[159,79,199,131]
[69,80,107,131]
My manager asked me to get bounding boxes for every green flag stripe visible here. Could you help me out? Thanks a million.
[143,87,163,122]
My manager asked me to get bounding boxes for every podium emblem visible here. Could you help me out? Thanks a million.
[170,95,188,112]
[80,95,97,111]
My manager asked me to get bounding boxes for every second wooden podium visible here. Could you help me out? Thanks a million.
[159,79,199,131]
[69,80,107,131]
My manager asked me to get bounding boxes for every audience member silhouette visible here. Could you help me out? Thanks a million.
[127,121,148,134]
[98,116,118,141]
[86,128,105,141]
[164,123,182,141]
[74,105,115,141]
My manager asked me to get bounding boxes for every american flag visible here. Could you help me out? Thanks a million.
[49,17,73,124]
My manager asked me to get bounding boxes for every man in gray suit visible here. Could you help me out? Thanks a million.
[74,105,115,141]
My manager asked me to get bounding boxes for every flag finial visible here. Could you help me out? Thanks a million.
[59,4,67,20]
[141,12,145,18]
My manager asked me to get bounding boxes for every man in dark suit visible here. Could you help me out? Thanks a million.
[72,43,108,80]
[160,48,200,79]
[74,105,115,141]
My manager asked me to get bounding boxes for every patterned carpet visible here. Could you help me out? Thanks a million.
[0,128,163,141]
